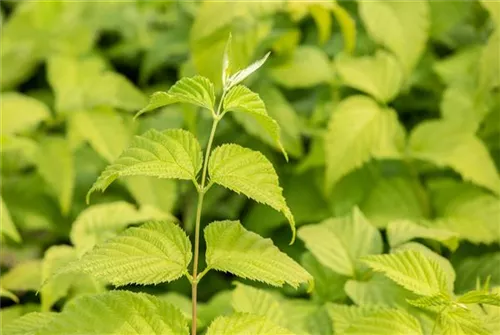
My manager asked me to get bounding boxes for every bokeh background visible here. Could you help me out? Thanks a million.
[1,1,499,333]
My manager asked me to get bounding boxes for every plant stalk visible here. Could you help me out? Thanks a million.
[191,94,224,335]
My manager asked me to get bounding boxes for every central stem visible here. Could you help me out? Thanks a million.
[191,93,224,335]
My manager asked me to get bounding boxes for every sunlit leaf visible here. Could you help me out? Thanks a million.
[208,144,295,241]
[61,221,191,286]
[204,220,312,289]
[87,129,202,202]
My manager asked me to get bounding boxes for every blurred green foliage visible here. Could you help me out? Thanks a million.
[1,1,499,334]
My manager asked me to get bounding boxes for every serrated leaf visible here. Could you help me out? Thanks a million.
[394,242,456,293]
[298,208,382,277]
[36,136,74,215]
[335,50,404,103]
[344,309,423,335]
[70,201,170,255]
[225,52,270,90]
[206,313,294,335]
[1,260,42,292]
[137,76,215,118]
[223,85,287,159]
[457,290,500,306]
[68,107,130,162]
[359,0,430,75]
[269,46,331,88]
[407,293,452,310]
[87,129,202,203]
[409,120,500,195]
[32,291,189,335]
[208,144,295,241]
[438,307,491,335]
[204,220,312,289]
[231,282,285,326]
[1,196,21,243]
[62,221,191,286]
[325,96,405,190]
[3,312,57,335]
[1,92,50,136]
[387,220,459,251]
[363,250,450,296]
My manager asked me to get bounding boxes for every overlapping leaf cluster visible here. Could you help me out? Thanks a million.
[1,1,499,334]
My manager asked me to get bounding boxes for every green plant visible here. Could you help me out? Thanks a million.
[2,1,500,335]
[4,35,313,335]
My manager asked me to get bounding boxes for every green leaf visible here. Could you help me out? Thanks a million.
[189,2,279,85]
[345,274,419,310]
[298,208,382,277]
[47,55,146,113]
[431,180,500,244]
[225,52,271,90]
[125,177,178,215]
[479,30,500,91]
[324,304,381,335]
[87,129,202,203]
[41,245,103,311]
[394,242,456,293]
[206,313,294,335]
[1,260,42,292]
[335,50,404,103]
[359,0,430,75]
[3,312,56,335]
[68,107,130,162]
[32,291,189,335]
[387,220,459,251]
[343,309,423,335]
[70,201,170,255]
[208,144,295,241]
[440,86,490,133]
[331,4,356,53]
[360,177,428,228]
[1,196,21,243]
[301,252,348,303]
[409,120,500,195]
[36,136,74,215]
[457,290,500,306]
[204,220,312,289]
[325,96,405,190]
[231,282,285,326]
[455,253,500,293]
[223,85,287,159]
[438,307,491,335]
[256,83,304,158]
[137,76,215,118]
[63,221,191,286]
[0,287,19,303]
[407,293,452,310]
[363,250,450,296]
[269,46,331,88]
[0,93,50,136]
